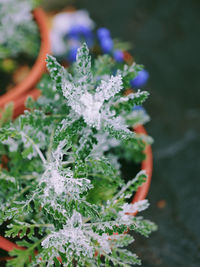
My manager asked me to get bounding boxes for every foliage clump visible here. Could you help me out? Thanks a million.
[0,43,156,266]
[0,0,39,59]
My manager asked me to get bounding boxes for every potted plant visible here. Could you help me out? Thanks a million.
[0,0,50,118]
[0,43,156,266]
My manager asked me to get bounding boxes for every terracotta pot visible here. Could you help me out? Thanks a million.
[132,125,153,203]
[0,8,50,116]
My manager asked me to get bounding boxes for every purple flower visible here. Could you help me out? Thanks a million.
[97,27,111,39]
[85,35,94,48]
[100,37,113,53]
[130,69,149,88]
[67,25,94,48]
[113,50,124,62]
[68,25,92,37]
[67,46,79,62]
[132,105,144,111]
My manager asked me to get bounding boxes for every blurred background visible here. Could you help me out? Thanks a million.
[44,0,200,266]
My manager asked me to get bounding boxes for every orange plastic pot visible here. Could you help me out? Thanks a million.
[132,125,153,204]
[0,8,50,116]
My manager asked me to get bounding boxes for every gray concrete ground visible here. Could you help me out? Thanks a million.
[73,1,200,266]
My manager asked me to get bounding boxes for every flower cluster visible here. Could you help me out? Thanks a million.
[50,9,149,94]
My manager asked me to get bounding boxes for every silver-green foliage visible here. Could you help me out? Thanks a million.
[0,0,39,59]
[0,43,156,266]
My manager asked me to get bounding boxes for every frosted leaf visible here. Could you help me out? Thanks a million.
[0,171,16,184]
[75,43,92,87]
[104,115,136,141]
[48,44,128,131]
[126,109,150,126]
[80,92,103,128]
[91,131,120,157]
[95,75,123,101]
[71,210,83,227]
[39,140,93,203]
[42,166,65,195]
[40,161,92,198]
[119,200,149,222]
[20,126,47,160]
[42,212,94,259]
[46,54,70,93]
[2,137,18,152]
[106,154,121,170]
[94,233,111,254]
[116,61,142,78]
[52,140,67,164]
[111,170,147,204]
[116,90,148,104]
[62,75,123,129]
[0,0,38,58]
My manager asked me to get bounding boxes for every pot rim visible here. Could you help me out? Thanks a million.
[132,124,153,204]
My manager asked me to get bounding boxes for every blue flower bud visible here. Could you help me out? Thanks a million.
[67,46,79,62]
[97,27,111,39]
[130,69,149,88]
[100,37,113,53]
[85,35,94,48]
[113,50,124,62]
[132,105,144,111]
[68,25,92,38]
[67,25,94,48]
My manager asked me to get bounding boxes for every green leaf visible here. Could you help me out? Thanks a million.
[105,123,137,142]
[7,248,30,267]
[112,248,141,266]
[114,91,149,115]
[129,217,158,237]
[75,42,92,85]
[0,102,14,127]
[94,54,114,76]
[0,127,20,141]
[46,54,70,93]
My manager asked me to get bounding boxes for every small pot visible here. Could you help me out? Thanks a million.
[0,8,50,116]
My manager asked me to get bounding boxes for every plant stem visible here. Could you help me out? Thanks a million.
[61,160,74,165]
[104,253,130,267]
[47,127,55,162]
[5,185,31,209]
[26,235,46,252]
[20,131,46,164]
[25,223,53,229]
[21,174,37,180]
[112,170,145,203]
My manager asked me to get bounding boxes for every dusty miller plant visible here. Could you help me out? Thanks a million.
[0,43,156,266]
[0,0,39,59]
